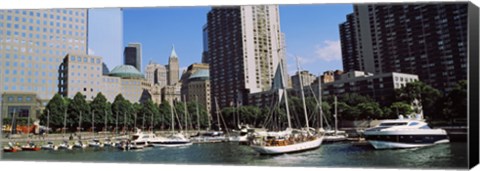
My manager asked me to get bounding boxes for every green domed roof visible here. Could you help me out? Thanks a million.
[109,65,144,79]
[189,69,209,80]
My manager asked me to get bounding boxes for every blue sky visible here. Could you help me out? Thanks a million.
[120,4,353,76]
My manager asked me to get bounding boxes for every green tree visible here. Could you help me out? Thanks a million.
[158,101,172,130]
[389,102,413,118]
[444,80,467,122]
[67,92,90,131]
[396,81,442,120]
[39,93,67,130]
[139,100,159,130]
[89,92,111,131]
[357,102,383,119]
[111,94,133,132]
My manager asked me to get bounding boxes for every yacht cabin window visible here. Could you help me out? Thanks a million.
[379,122,407,126]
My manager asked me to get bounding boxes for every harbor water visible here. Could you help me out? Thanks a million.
[0,141,468,169]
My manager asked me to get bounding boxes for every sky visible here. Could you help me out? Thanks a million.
[88,8,124,71]
[119,4,353,76]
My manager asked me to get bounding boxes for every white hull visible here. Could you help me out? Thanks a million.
[88,142,104,148]
[58,144,73,150]
[151,142,193,147]
[228,135,248,142]
[250,136,323,155]
[368,139,450,149]
[41,144,58,151]
[323,135,347,142]
[191,136,226,143]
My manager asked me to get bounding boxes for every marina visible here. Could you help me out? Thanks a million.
[0,140,467,169]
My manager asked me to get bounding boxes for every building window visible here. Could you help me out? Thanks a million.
[8,96,14,102]
[18,97,23,101]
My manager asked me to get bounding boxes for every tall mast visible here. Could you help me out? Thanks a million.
[150,112,154,132]
[183,95,188,132]
[123,112,126,134]
[196,96,200,133]
[115,112,118,136]
[142,111,145,131]
[334,96,338,135]
[92,110,94,138]
[63,109,67,138]
[79,111,82,133]
[134,111,137,130]
[214,97,221,131]
[296,56,310,130]
[279,60,292,129]
[170,101,175,133]
[318,74,323,130]
[46,109,50,139]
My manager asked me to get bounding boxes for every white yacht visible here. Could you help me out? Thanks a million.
[125,129,156,150]
[323,129,348,142]
[363,115,449,149]
[190,131,227,143]
[248,61,323,155]
[249,128,323,155]
[150,132,193,147]
[227,126,250,143]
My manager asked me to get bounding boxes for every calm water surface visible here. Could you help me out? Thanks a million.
[1,142,468,169]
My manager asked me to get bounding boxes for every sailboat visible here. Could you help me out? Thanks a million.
[21,110,41,151]
[249,58,323,155]
[58,109,73,150]
[73,111,87,149]
[41,110,58,150]
[322,96,347,142]
[190,97,227,143]
[103,110,115,147]
[88,111,104,148]
[149,101,192,147]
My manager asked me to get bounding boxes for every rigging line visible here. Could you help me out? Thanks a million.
[172,103,183,132]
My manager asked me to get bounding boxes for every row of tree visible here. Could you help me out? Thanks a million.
[38,92,210,132]
[36,80,466,132]
[220,80,467,129]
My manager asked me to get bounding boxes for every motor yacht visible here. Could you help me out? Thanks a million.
[363,115,449,149]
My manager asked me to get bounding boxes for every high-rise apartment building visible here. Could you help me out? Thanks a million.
[123,43,142,72]
[291,70,317,90]
[167,45,179,86]
[0,9,88,107]
[206,5,286,109]
[339,4,468,92]
[201,24,209,64]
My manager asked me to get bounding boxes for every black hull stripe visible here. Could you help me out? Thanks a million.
[365,134,449,144]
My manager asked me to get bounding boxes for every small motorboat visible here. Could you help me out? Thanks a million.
[58,140,73,150]
[73,141,88,149]
[21,142,41,151]
[88,139,104,148]
[41,142,59,151]
[3,142,22,153]
[103,139,116,147]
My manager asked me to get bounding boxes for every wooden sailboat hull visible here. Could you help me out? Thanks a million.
[250,136,323,155]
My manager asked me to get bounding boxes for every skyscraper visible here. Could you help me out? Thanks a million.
[201,24,209,64]
[167,45,179,86]
[123,43,142,72]
[0,9,88,103]
[206,5,286,109]
[339,4,468,92]
[145,60,167,88]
